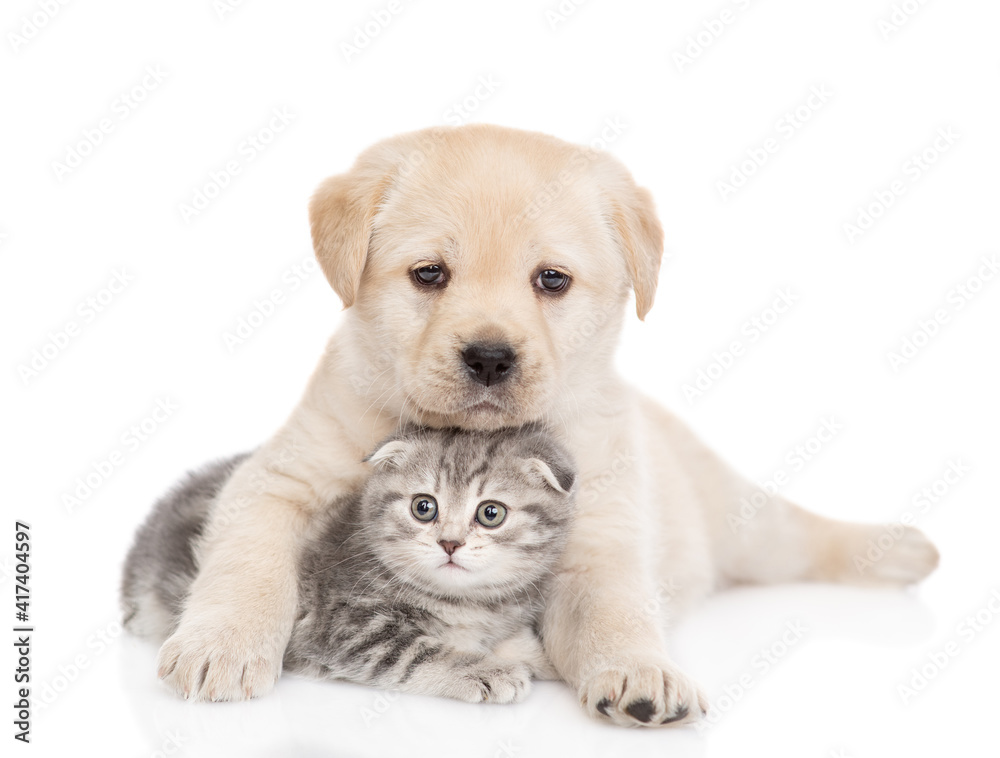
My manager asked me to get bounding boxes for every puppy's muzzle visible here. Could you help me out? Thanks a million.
[461,343,515,387]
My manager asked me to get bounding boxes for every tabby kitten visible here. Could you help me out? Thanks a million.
[121,424,575,703]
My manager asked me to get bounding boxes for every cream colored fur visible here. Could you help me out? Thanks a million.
[157,125,939,725]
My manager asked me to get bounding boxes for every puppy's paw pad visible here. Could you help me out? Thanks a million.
[580,660,705,728]
[624,698,657,723]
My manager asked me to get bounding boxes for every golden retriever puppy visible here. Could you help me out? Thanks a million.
[155,124,939,726]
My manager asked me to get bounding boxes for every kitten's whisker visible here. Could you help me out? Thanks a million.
[306,549,379,577]
[348,563,390,600]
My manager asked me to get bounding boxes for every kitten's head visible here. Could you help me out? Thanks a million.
[359,423,575,600]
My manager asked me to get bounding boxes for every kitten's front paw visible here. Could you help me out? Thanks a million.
[580,658,707,727]
[457,661,532,704]
[157,620,283,702]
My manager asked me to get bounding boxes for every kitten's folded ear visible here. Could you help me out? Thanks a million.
[365,439,415,470]
[524,457,576,495]
[516,428,576,494]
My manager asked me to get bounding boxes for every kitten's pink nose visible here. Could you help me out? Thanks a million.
[439,540,463,556]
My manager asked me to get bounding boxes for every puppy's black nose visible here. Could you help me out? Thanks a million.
[462,343,515,387]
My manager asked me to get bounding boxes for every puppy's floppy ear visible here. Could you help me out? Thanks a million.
[594,151,664,320]
[364,439,415,470]
[610,185,664,321]
[309,165,393,309]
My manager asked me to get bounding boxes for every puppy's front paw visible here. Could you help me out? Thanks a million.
[580,658,707,727]
[157,621,283,702]
[457,661,532,704]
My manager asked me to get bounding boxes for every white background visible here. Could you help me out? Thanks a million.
[3,0,999,756]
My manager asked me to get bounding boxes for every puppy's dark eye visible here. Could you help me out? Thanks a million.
[413,265,446,286]
[476,501,507,528]
[535,269,569,293]
[411,495,438,522]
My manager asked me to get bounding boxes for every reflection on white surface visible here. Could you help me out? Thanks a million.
[109,583,939,758]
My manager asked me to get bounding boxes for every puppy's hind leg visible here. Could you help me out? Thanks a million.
[642,400,940,589]
[716,494,940,588]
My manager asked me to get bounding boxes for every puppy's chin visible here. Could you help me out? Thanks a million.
[401,387,544,431]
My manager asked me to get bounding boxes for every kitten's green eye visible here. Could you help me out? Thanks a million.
[476,501,507,528]
[410,495,438,522]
